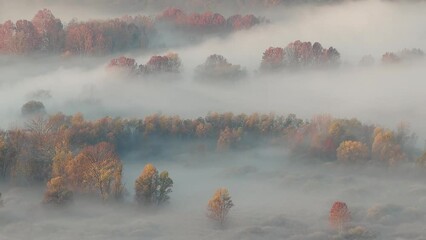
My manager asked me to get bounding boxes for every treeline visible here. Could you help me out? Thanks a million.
[0,110,421,186]
[107,40,342,79]
[0,8,263,55]
[108,42,426,79]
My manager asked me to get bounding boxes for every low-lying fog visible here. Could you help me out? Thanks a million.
[1,147,426,240]
[1,0,426,239]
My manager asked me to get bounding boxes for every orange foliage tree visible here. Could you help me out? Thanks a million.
[372,128,406,166]
[66,142,124,201]
[43,176,73,205]
[207,188,234,226]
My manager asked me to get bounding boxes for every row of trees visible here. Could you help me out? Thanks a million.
[260,40,341,71]
[0,8,263,55]
[0,9,148,55]
[107,41,341,79]
[108,53,245,80]
[108,45,425,80]
[42,159,232,227]
[0,109,420,187]
[107,53,182,75]
[157,8,262,31]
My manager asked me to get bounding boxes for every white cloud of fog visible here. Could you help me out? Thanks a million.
[1,1,426,239]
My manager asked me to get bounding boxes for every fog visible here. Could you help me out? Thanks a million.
[1,0,426,239]
[2,148,426,239]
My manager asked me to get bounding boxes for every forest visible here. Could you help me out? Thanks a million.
[1,0,426,240]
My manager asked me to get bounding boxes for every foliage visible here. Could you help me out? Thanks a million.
[135,163,173,206]
[139,52,182,74]
[43,176,73,205]
[382,48,424,64]
[329,201,351,232]
[261,40,340,72]
[207,188,234,225]
[66,142,124,201]
[336,141,369,163]
[157,8,261,32]
[0,8,262,56]
[195,54,246,81]
[107,56,138,73]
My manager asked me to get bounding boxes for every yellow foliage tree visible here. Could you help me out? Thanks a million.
[207,188,234,225]
[372,128,406,166]
[336,141,369,163]
[135,163,158,206]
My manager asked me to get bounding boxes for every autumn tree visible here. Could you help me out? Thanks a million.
[372,128,406,166]
[135,163,173,206]
[227,14,260,30]
[260,41,340,72]
[260,47,284,71]
[65,19,142,55]
[217,127,242,151]
[195,54,246,81]
[329,201,351,232]
[43,176,73,205]
[139,52,182,74]
[382,48,424,64]
[1,19,40,54]
[66,142,123,201]
[32,9,64,52]
[207,188,234,226]
[107,56,137,73]
[51,140,72,178]
[336,141,369,163]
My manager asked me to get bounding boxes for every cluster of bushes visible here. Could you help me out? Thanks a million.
[381,48,424,64]
[107,53,182,75]
[0,8,263,55]
[260,40,341,72]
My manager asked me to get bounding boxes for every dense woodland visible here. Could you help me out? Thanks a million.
[0,8,263,55]
[0,110,422,189]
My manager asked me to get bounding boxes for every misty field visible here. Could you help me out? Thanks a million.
[1,0,426,240]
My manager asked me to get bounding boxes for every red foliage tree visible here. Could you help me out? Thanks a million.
[260,47,284,71]
[329,201,351,231]
[0,20,15,53]
[65,19,142,55]
[107,56,137,73]
[32,9,64,52]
